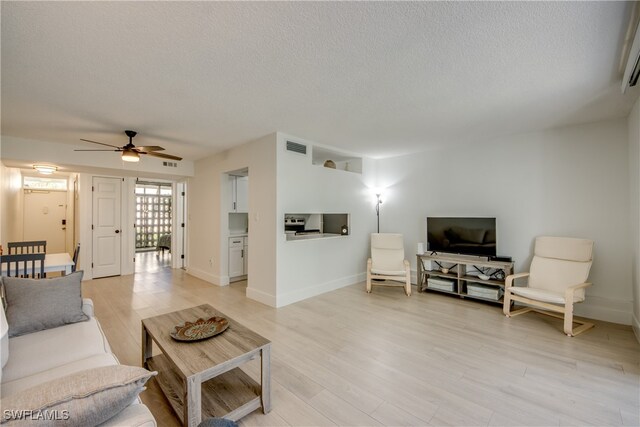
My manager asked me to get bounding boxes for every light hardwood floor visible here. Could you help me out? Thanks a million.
[82,268,640,427]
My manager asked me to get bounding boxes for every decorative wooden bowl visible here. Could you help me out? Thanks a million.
[170,316,229,342]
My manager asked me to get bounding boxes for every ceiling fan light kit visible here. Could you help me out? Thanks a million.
[121,149,140,162]
[75,129,183,162]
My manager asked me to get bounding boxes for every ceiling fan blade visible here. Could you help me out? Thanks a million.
[135,146,165,152]
[74,149,121,152]
[146,151,183,161]
[80,139,122,149]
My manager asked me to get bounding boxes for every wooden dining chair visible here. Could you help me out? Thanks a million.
[8,240,47,254]
[1,253,46,278]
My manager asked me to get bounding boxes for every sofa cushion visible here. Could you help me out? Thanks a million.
[508,286,585,304]
[1,365,156,427]
[4,271,88,337]
[371,234,406,272]
[529,256,591,299]
[2,317,110,384]
[99,402,157,427]
[2,353,119,397]
[534,236,593,262]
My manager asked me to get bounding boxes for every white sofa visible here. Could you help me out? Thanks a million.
[1,298,156,427]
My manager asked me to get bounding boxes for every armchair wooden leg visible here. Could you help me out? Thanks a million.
[560,286,594,336]
[366,259,372,293]
[503,291,512,317]
[564,301,574,336]
[569,321,595,336]
[507,292,595,337]
[539,309,595,337]
[403,261,411,296]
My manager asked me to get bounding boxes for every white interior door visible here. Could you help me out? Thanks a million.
[23,190,67,254]
[92,177,121,278]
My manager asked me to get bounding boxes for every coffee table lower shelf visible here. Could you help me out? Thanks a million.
[147,354,262,422]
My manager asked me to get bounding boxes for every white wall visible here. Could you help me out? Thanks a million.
[0,165,23,247]
[188,133,278,304]
[65,175,75,255]
[376,119,632,324]
[275,133,377,307]
[628,99,640,340]
[188,132,376,307]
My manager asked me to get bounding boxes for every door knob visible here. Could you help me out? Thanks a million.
[115,230,120,234]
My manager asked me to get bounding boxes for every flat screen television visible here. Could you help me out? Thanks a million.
[427,217,496,257]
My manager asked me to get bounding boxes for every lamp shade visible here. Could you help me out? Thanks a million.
[122,149,140,162]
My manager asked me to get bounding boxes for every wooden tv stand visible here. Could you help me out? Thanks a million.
[417,253,514,305]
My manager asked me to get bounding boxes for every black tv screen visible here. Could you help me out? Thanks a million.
[427,217,496,257]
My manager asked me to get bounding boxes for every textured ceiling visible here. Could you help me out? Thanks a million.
[1,1,636,160]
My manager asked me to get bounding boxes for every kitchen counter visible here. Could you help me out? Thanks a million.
[286,233,343,241]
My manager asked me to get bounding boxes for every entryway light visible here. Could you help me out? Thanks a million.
[33,164,57,175]
[122,149,140,162]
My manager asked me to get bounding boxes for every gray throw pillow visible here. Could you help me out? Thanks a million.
[1,365,157,426]
[4,271,88,337]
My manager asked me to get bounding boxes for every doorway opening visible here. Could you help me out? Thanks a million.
[135,181,172,273]
[225,168,248,286]
[22,175,69,255]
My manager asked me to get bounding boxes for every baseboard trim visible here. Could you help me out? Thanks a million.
[633,313,640,344]
[571,296,632,325]
[276,272,366,308]
[185,267,227,287]
[246,287,277,307]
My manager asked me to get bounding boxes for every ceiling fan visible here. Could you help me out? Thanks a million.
[75,130,182,162]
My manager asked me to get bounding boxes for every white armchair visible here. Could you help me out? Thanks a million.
[366,233,411,296]
[503,236,594,336]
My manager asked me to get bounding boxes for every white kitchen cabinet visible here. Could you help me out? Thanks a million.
[243,237,248,276]
[235,176,248,212]
[229,236,247,280]
[229,176,248,213]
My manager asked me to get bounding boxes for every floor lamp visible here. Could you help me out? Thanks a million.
[373,193,384,281]
[375,193,382,233]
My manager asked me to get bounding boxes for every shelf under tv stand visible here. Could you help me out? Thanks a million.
[417,253,514,305]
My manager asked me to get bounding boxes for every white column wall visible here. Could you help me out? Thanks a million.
[375,119,632,324]
[188,134,278,305]
[77,174,92,276]
[275,133,377,307]
[0,165,23,247]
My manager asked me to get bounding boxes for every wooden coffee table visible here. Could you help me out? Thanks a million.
[141,304,271,427]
